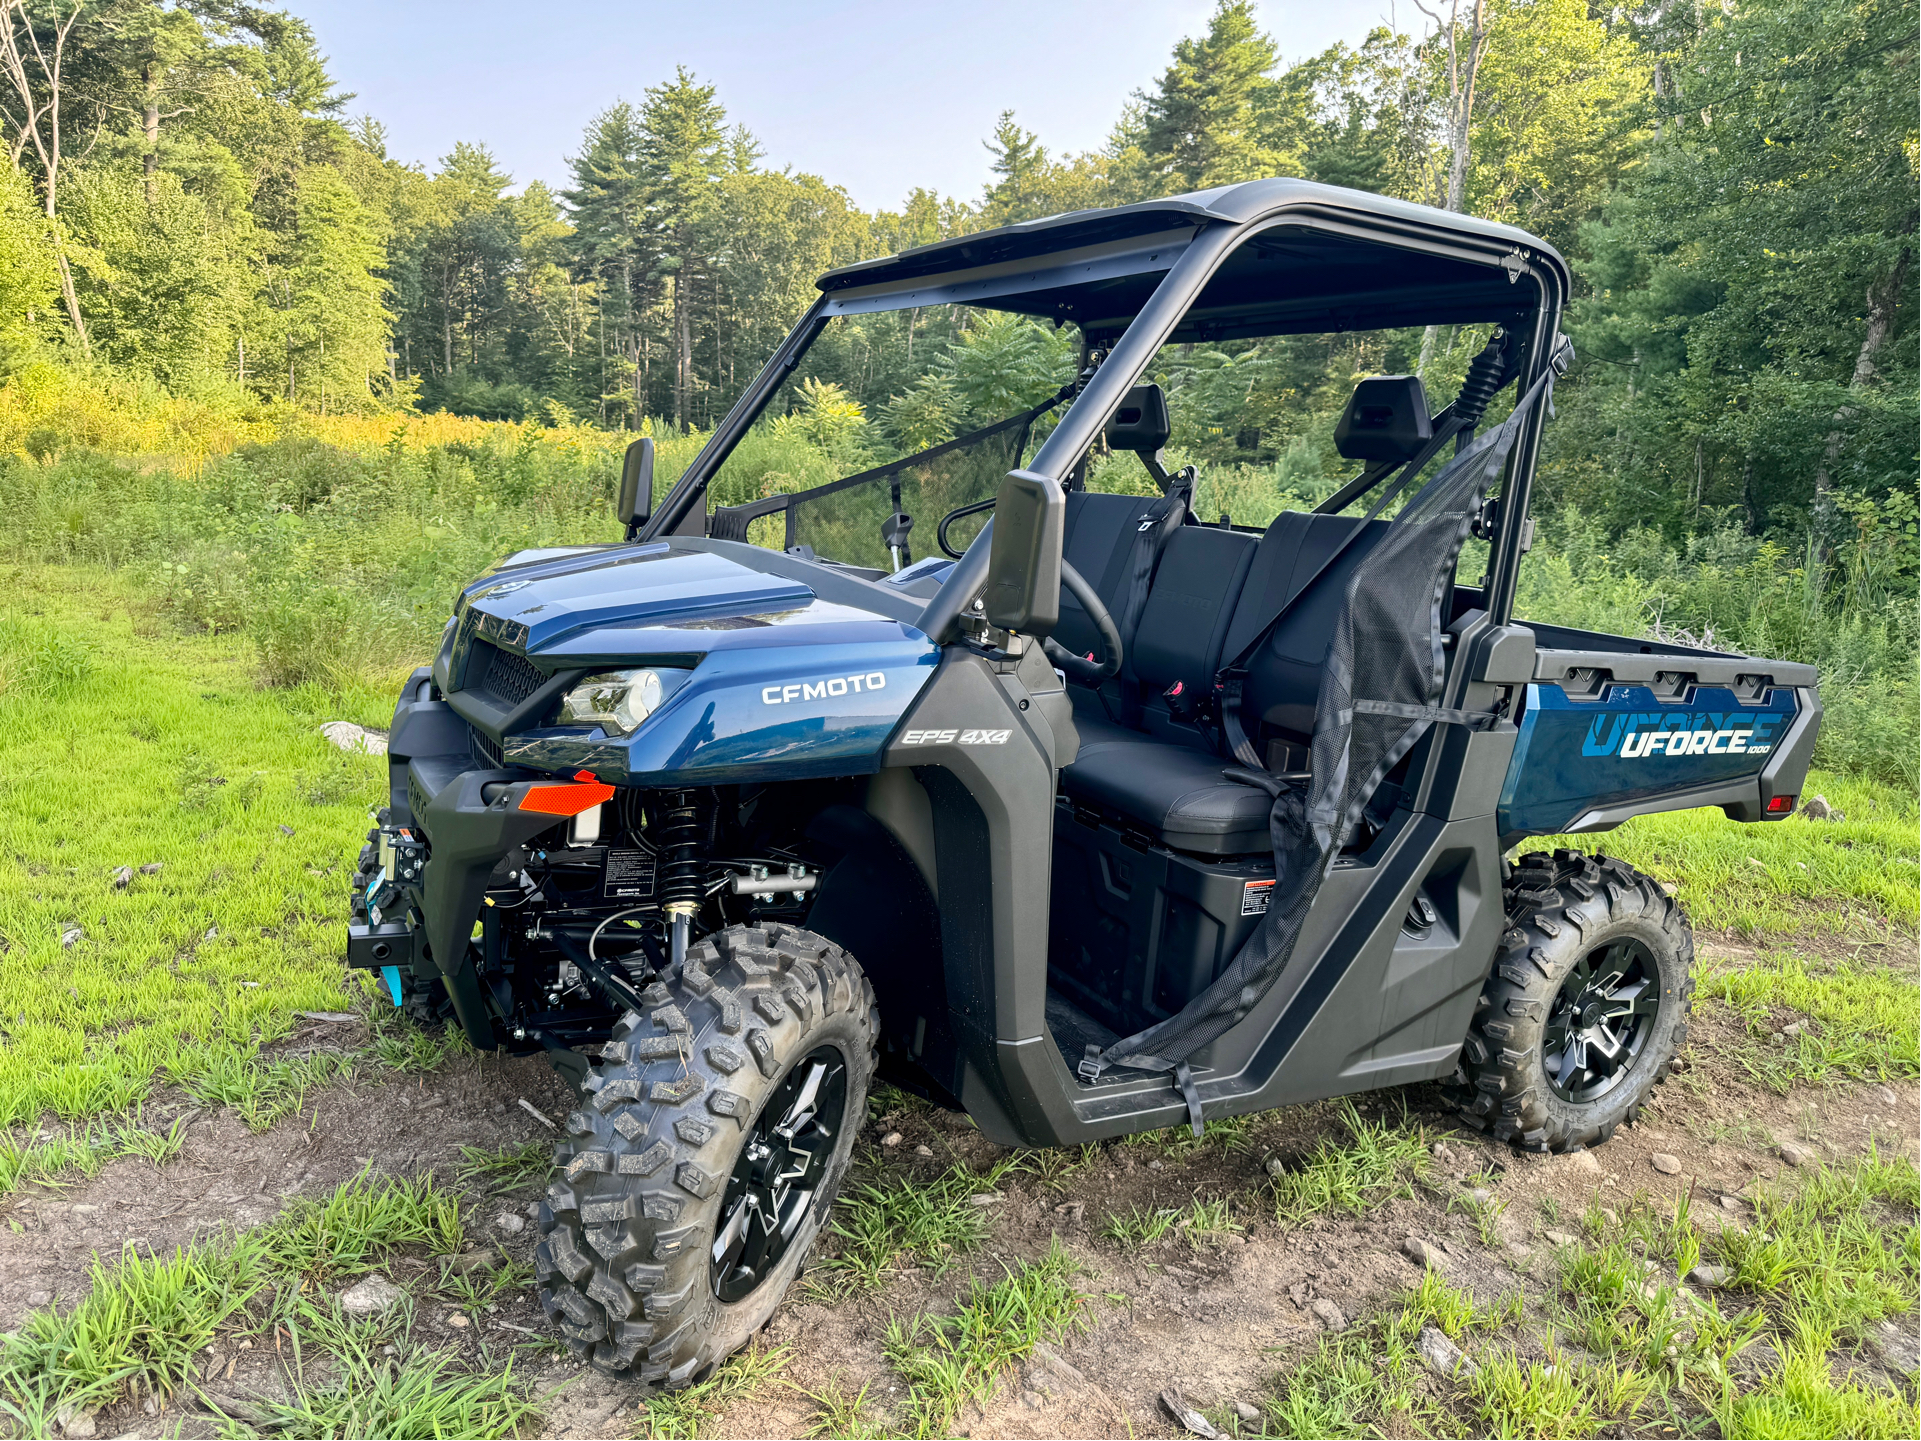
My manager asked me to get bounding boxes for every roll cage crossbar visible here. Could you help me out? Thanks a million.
[642,178,1569,635]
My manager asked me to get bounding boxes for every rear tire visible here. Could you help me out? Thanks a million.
[1452,849,1693,1153]
[535,923,877,1386]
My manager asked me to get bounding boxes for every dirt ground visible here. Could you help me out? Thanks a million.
[4,936,1917,1440]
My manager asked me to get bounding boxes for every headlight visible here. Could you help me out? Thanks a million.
[557,669,672,737]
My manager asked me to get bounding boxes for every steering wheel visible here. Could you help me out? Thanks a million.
[1043,561,1122,683]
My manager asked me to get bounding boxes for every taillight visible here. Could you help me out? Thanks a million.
[1766,794,1795,814]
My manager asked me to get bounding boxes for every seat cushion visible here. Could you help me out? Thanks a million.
[1063,736,1271,856]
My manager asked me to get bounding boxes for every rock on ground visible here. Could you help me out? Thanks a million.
[1417,1325,1475,1378]
[1160,1387,1221,1439]
[1778,1140,1818,1168]
[1401,1236,1443,1267]
[320,721,388,755]
[1309,1297,1348,1332]
[340,1275,406,1316]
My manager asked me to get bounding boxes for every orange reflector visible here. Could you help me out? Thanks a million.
[1766,794,1795,814]
[519,779,616,816]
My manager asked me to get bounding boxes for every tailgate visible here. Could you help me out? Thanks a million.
[1497,632,1820,841]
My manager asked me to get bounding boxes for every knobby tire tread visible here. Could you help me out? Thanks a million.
[534,922,877,1387]
[1451,848,1694,1153]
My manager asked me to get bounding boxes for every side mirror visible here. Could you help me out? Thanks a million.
[617,438,654,534]
[983,469,1062,637]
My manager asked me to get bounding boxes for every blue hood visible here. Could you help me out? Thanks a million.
[443,542,943,786]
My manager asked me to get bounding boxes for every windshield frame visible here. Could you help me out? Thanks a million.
[645,202,1566,631]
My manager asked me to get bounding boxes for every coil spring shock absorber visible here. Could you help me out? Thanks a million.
[1451,327,1509,434]
[653,790,703,972]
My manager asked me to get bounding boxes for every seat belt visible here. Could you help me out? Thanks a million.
[1213,411,1471,769]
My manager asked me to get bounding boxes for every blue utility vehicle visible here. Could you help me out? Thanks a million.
[348,179,1818,1385]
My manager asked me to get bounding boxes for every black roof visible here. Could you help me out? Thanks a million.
[816,178,1568,340]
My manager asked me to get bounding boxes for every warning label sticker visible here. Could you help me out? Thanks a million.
[603,849,657,901]
[1241,878,1275,916]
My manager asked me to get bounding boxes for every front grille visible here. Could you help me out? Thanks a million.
[470,729,504,769]
[476,643,548,708]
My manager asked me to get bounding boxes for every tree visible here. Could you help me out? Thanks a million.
[1410,0,1492,214]
[0,155,55,363]
[1137,0,1282,191]
[278,164,386,408]
[980,111,1047,225]
[0,0,92,347]
[1465,0,1646,253]
[562,100,648,423]
[1410,0,1492,375]
[635,67,726,431]
[1555,0,1917,558]
[65,162,249,385]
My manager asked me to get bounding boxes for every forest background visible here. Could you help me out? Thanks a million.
[0,0,1913,784]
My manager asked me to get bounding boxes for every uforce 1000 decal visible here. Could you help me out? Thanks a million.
[1579,710,1780,759]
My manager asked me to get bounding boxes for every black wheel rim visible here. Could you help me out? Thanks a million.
[1543,938,1663,1103]
[709,1045,848,1304]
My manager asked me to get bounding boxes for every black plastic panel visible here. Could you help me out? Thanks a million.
[1048,800,1274,1038]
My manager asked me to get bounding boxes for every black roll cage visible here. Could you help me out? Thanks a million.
[643,182,1568,634]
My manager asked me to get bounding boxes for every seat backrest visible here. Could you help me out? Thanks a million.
[1053,489,1176,665]
[1130,524,1257,695]
[1223,510,1394,739]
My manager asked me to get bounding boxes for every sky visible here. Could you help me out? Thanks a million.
[294,0,1407,212]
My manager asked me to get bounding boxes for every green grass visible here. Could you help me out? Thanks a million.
[0,1115,185,1197]
[1703,1343,1921,1439]
[1101,1196,1245,1250]
[881,1241,1091,1438]
[217,1299,539,1440]
[456,1140,553,1195]
[796,1374,887,1440]
[264,1165,465,1279]
[1247,1272,1521,1438]
[0,569,392,1129]
[1533,769,1919,939]
[1267,1100,1436,1225]
[0,1166,479,1425]
[1697,947,1920,1090]
[1248,1157,1921,1438]
[1118,1110,1262,1157]
[167,1045,359,1132]
[819,1160,1021,1293]
[371,1016,473,1074]
[637,1342,790,1439]
[0,1233,272,1414]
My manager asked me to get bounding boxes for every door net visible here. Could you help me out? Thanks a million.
[1081,356,1568,1128]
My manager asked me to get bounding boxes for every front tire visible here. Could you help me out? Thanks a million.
[1452,849,1693,1153]
[535,923,877,1385]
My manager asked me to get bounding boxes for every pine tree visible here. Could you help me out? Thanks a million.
[980,111,1049,225]
[563,101,648,424]
[1138,0,1281,190]
[635,66,727,432]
